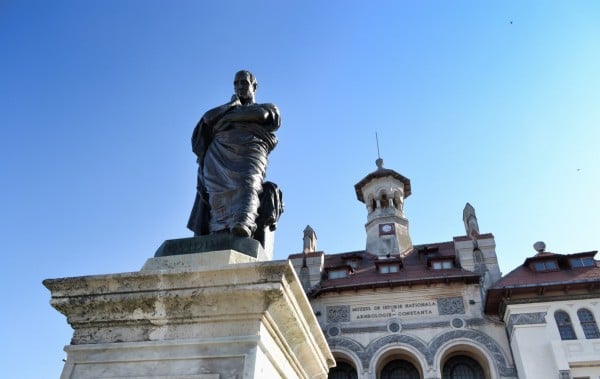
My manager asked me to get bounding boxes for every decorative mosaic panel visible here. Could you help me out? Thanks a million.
[388,322,401,333]
[402,321,450,330]
[328,326,340,337]
[437,297,465,315]
[507,312,547,336]
[327,305,350,323]
[341,325,387,334]
[452,318,464,328]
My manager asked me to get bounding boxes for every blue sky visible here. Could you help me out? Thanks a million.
[1,1,599,377]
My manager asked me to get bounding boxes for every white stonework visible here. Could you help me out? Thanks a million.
[454,236,502,293]
[44,254,334,379]
[309,283,513,379]
[141,249,258,270]
[504,300,600,379]
[289,252,324,289]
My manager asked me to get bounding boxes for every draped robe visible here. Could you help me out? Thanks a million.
[187,101,281,238]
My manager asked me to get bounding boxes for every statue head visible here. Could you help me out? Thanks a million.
[234,70,258,104]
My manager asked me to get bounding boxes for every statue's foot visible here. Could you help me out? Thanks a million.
[231,223,251,238]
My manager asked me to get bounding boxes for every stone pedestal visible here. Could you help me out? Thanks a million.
[44,250,334,379]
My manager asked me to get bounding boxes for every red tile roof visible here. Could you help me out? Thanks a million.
[354,167,412,202]
[492,250,599,288]
[485,250,600,316]
[307,241,481,297]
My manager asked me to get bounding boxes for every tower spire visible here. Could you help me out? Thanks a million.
[375,132,384,169]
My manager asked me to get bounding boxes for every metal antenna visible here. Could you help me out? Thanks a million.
[375,132,383,169]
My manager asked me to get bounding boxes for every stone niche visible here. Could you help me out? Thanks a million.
[44,250,334,379]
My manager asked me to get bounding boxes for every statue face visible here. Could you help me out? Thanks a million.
[234,73,256,102]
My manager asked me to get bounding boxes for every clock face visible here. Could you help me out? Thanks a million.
[379,223,395,235]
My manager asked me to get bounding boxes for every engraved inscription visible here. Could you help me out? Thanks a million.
[351,301,437,321]
[165,238,223,254]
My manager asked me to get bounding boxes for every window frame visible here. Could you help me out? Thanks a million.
[570,257,595,268]
[531,259,559,272]
[379,264,400,274]
[577,308,600,339]
[431,259,454,270]
[328,361,358,379]
[554,310,577,340]
[442,355,485,379]
[328,268,349,280]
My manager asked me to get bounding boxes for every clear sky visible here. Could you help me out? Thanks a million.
[1,1,599,377]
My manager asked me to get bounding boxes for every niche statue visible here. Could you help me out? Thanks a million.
[187,70,283,246]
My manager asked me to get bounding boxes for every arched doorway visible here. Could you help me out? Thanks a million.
[442,355,485,379]
[381,359,420,379]
[328,361,358,379]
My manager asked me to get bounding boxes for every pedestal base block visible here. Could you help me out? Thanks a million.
[44,255,334,379]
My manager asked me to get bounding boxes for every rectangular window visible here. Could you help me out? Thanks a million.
[432,260,453,270]
[570,257,595,268]
[328,269,347,279]
[533,262,545,271]
[379,264,399,274]
[533,260,558,272]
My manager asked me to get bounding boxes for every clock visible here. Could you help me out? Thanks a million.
[379,223,395,235]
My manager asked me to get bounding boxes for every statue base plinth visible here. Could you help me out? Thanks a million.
[44,254,334,379]
[154,234,268,260]
[142,248,257,271]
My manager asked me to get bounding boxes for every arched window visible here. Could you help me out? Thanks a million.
[381,360,420,379]
[555,310,577,340]
[381,194,389,209]
[328,361,357,379]
[577,308,600,339]
[442,355,485,379]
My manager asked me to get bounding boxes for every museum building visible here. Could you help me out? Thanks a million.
[288,160,600,379]
[486,244,600,379]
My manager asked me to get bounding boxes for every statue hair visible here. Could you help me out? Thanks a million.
[234,70,258,87]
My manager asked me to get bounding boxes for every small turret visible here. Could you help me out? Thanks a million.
[455,203,502,299]
[463,202,480,238]
[303,225,317,253]
[354,158,412,257]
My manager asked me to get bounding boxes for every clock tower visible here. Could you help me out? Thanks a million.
[354,158,412,257]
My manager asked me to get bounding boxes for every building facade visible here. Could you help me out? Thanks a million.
[288,160,599,379]
[486,244,600,379]
[289,160,517,379]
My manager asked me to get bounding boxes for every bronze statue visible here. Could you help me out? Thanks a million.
[187,71,283,245]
